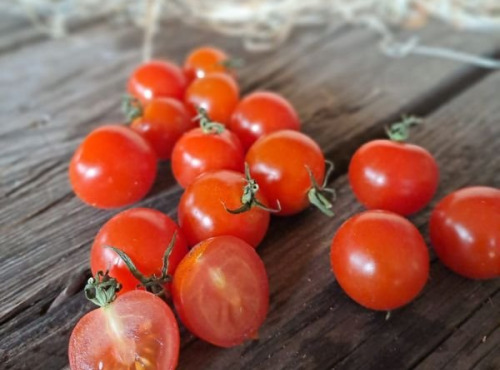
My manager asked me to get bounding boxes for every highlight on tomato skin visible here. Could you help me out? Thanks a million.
[69,290,180,370]
[127,59,187,103]
[90,208,188,295]
[330,210,430,311]
[230,91,301,151]
[172,235,269,348]
[69,125,157,209]
[184,46,230,83]
[429,186,500,280]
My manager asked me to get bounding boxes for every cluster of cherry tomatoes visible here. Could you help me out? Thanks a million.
[67,46,336,369]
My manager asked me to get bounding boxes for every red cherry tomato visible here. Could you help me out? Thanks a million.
[91,208,188,294]
[246,130,330,216]
[127,60,186,103]
[69,290,179,369]
[430,186,500,279]
[349,139,439,216]
[330,210,429,310]
[230,91,301,150]
[178,170,271,247]
[130,97,195,160]
[184,46,230,83]
[172,236,269,347]
[69,125,157,209]
[171,124,245,188]
[184,72,239,124]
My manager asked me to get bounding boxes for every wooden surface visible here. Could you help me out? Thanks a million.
[1,13,500,370]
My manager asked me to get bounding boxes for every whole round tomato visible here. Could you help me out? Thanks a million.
[246,130,332,216]
[91,208,188,294]
[230,91,300,150]
[184,72,239,124]
[69,125,157,209]
[430,186,500,279]
[130,97,195,160]
[69,290,179,369]
[178,170,271,247]
[349,139,439,216]
[330,210,429,311]
[172,236,269,347]
[127,60,186,103]
[171,124,245,188]
[184,46,230,83]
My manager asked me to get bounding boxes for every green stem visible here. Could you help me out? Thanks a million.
[84,271,121,308]
[122,94,144,124]
[306,160,336,217]
[385,115,422,142]
[218,58,245,71]
[194,106,225,134]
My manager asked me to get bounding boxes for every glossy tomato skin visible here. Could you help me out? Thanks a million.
[69,290,179,370]
[230,91,301,150]
[172,236,269,347]
[184,46,229,83]
[178,171,270,248]
[171,127,245,188]
[69,125,157,209]
[127,60,186,103]
[246,130,325,216]
[430,186,500,279]
[184,72,239,124]
[90,208,188,294]
[349,139,439,216]
[131,97,195,160]
[331,210,429,311]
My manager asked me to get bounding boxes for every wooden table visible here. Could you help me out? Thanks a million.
[1,13,499,370]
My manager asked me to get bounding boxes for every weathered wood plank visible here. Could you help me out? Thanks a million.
[1,17,500,370]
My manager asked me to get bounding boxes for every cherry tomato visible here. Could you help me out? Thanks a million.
[184,72,239,124]
[178,170,271,247]
[349,139,439,216]
[246,130,331,216]
[172,236,269,347]
[130,97,195,160]
[69,125,157,209]
[430,186,500,279]
[69,290,179,369]
[184,46,230,83]
[127,60,186,103]
[171,125,245,188]
[230,91,301,150]
[91,208,188,294]
[330,210,429,311]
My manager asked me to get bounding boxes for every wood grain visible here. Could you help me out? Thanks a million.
[0,15,499,370]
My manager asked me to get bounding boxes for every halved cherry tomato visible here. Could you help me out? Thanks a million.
[91,208,188,294]
[127,60,186,103]
[430,186,500,279]
[184,72,239,124]
[69,125,157,209]
[330,210,429,311]
[171,109,244,188]
[178,170,272,248]
[230,91,300,150]
[172,236,269,347]
[184,46,230,83]
[69,289,179,370]
[246,130,333,216]
[130,97,195,160]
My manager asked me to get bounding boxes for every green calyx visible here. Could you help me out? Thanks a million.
[218,58,245,71]
[195,107,225,134]
[225,163,281,214]
[84,271,121,308]
[385,115,423,142]
[106,231,177,297]
[122,94,144,124]
[307,160,336,217]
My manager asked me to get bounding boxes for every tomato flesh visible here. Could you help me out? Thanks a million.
[172,236,269,347]
[184,46,229,83]
[69,290,179,370]
[91,208,188,294]
[430,186,500,279]
[330,210,429,310]
[69,125,157,209]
